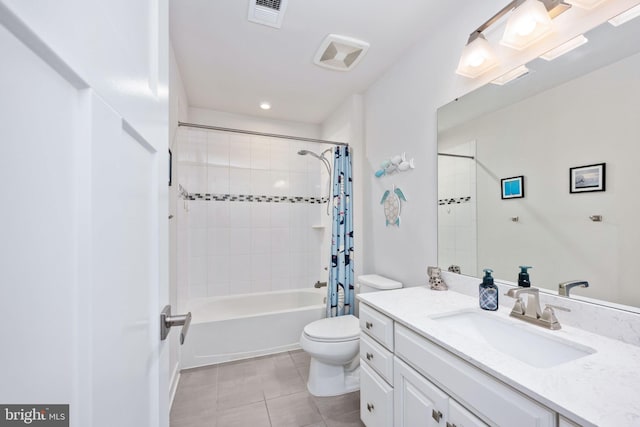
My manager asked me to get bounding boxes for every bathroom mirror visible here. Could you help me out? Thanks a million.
[437,16,640,311]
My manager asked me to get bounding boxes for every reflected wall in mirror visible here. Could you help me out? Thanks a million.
[437,17,640,311]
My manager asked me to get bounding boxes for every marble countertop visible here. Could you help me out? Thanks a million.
[358,287,640,427]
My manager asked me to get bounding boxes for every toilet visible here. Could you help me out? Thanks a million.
[300,274,403,397]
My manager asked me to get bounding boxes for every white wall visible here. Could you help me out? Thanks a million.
[439,51,640,307]
[362,0,513,287]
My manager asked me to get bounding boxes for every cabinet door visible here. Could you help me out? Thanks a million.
[395,357,448,427]
[361,361,393,427]
[448,399,488,427]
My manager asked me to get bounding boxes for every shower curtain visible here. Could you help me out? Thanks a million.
[327,146,354,317]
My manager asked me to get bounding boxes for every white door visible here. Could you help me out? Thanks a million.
[0,3,169,427]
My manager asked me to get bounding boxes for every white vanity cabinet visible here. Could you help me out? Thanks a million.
[395,323,556,427]
[394,356,487,427]
[360,304,395,427]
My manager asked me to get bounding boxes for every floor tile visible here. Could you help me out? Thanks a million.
[217,359,258,382]
[257,352,306,399]
[314,391,360,419]
[216,401,271,427]
[217,374,264,411]
[267,390,324,427]
[323,409,364,427]
[289,350,311,368]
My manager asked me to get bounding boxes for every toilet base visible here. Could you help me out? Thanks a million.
[306,357,360,397]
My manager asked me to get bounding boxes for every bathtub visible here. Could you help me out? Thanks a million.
[180,288,326,368]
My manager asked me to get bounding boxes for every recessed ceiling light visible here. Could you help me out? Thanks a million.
[260,102,271,110]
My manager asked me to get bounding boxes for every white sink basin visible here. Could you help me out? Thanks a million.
[430,310,596,368]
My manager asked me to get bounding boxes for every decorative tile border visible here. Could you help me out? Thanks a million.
[178,185,328,204]
[438,196,472,206]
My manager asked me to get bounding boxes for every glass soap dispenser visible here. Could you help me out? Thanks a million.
[518,265,532,288]
[479,268,498,311]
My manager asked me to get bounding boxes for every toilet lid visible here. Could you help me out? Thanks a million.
[303,315,360,342]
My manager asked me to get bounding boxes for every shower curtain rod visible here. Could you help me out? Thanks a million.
[438,152,475,160]
[178,121,349,146]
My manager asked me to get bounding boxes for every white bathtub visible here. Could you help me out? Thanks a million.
[181,288,326,368]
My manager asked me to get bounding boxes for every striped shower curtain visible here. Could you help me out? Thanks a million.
[327,146,354,317]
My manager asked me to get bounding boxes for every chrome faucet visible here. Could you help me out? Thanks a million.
[505,287,570,330]
[314,281,327,288]
[558,280,589,297]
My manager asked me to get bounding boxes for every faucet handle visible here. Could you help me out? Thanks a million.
[541,304,570,328]
[545,303,570,312]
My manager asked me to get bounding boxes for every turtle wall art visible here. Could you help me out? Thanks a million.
[380,185,407,226]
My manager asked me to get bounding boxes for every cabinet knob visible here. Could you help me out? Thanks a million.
[365,321,373,329]
[366,352,374,361]
[432,409,443,422]
[367,403,374,412]
[446,423,457,427]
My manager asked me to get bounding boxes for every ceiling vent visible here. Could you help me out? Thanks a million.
[248,0,288,29]
[313,34,370,72]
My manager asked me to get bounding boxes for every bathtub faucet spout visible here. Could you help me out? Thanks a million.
[314,281,327,288]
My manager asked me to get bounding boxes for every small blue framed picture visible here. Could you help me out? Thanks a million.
[501,175,524,199]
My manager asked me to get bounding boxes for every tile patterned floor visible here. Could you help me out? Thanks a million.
[171,350,365,427]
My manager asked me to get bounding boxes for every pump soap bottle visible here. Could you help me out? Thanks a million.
[479,268,498,311]
[518,266,532,288]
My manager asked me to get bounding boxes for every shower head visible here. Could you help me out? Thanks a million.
[297,149,322,160]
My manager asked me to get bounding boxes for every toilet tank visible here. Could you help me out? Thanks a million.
[357,274,403,294]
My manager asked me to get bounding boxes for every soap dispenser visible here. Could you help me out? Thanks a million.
[518,266,532,288]
[479,269,498,311]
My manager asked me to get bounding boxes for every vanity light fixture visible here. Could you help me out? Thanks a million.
[608,3,640,26]
[456,0,571,79]
[491,65,530,85]
[540,34,588,60]
[260,102,271,110]
[455,34,500,78]
[501,0,554,50]
[565,0,608,10]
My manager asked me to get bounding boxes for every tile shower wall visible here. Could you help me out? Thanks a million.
[437,140,477,276]
[178,127,332,298]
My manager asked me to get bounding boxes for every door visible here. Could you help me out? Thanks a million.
[0,3,169,427]
[394,358,449,427]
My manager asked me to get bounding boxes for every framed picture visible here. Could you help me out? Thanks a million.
[169,149,173,187]
[501,175,524,199]
[570,163,605,193]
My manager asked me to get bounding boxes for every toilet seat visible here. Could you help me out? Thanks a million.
[303,315,359,343]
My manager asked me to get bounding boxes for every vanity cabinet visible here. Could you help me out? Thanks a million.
[394,356,486,427]
[395,323,555,427]
[359,303,562,427]
[359,304,395,427]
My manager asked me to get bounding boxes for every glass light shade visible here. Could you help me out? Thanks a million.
[540,35,588,61]
[608,4,640,27]
[501,0,553,50]
[565,0,607,10]
[455,35,499,79]
[491,65,529,85]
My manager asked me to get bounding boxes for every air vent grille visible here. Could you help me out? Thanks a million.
[248,0,288,28]
[256,0,281,11]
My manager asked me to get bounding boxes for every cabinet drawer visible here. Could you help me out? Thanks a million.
[360,361,393,427]
[360,332,394,384]
[395,324,555,427]
[360,304,394,350]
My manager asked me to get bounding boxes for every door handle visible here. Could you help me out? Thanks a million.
[160,305,192,345]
